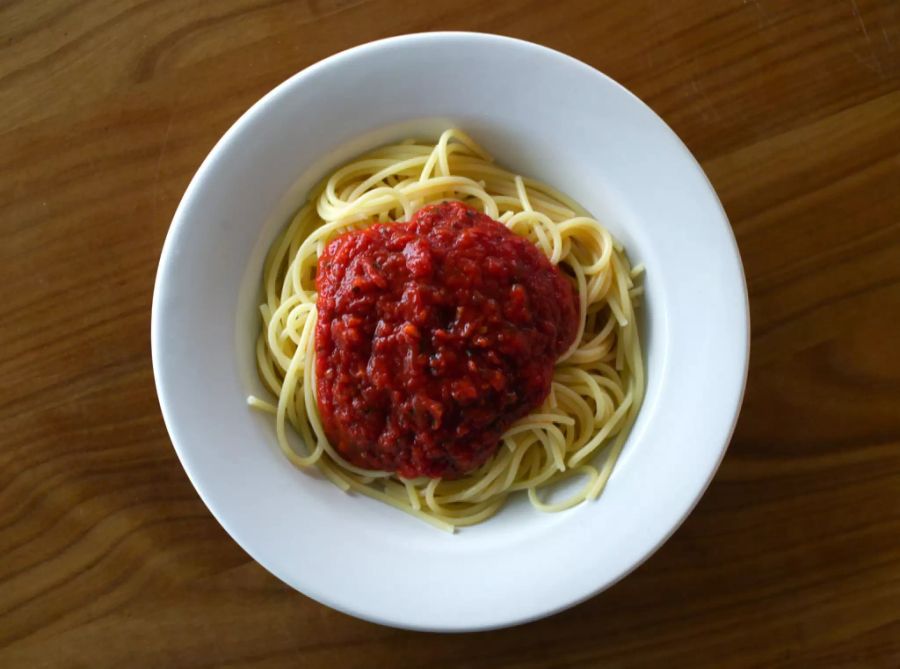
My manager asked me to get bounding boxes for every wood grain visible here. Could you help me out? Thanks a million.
[2,1,899,666]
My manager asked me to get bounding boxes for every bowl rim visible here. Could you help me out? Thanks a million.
[152,30,750,631]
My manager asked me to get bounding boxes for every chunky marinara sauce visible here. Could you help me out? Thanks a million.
[315,201,578,479]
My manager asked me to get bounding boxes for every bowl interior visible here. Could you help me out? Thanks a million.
[153,33,747,630]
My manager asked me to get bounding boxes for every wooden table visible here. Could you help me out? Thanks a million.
[2,1,899,666]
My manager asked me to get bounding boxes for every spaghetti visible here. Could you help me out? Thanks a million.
[249,129,644,531]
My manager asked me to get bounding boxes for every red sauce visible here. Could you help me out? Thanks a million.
[315,201,578,479]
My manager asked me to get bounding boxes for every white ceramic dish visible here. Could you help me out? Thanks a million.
[152,32,749,631]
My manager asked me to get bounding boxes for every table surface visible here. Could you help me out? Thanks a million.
[2,1,899,667]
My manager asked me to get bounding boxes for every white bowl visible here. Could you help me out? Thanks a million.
[152,32,749,631]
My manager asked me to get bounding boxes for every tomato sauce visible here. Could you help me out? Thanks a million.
[315,201,578,479]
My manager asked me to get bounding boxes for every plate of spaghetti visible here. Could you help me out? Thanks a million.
[152,33,748,631]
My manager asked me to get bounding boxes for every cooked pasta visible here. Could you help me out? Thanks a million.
[249,129,644,532]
